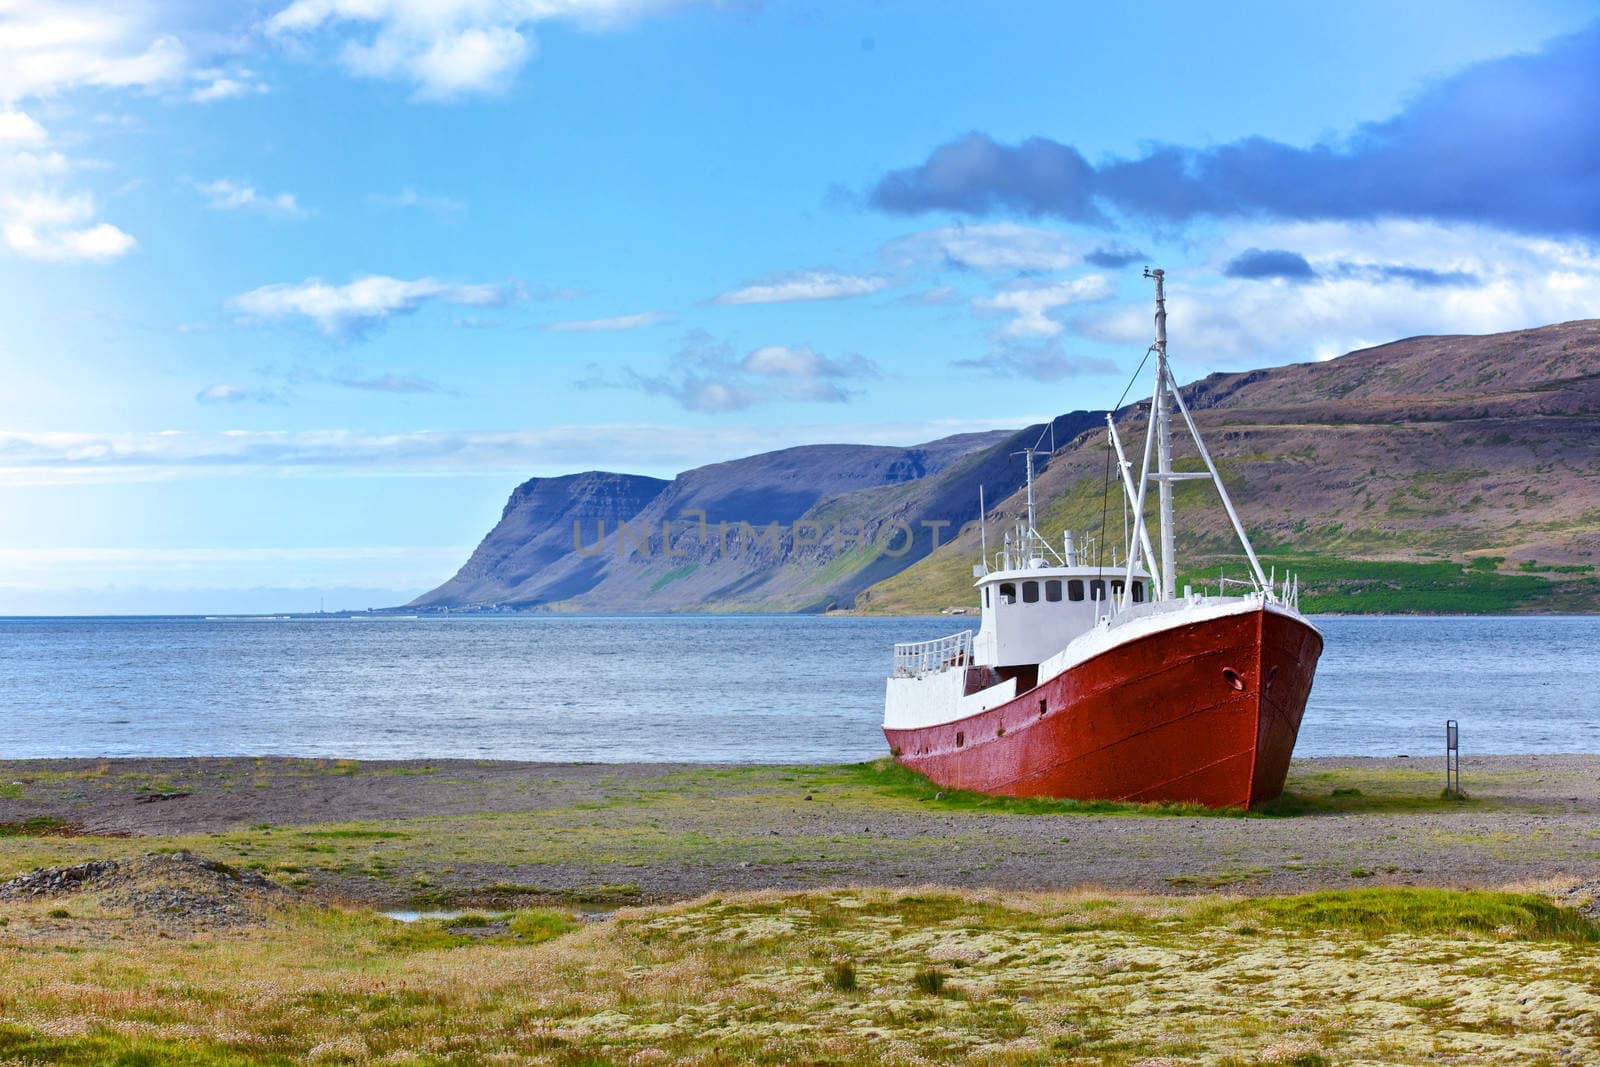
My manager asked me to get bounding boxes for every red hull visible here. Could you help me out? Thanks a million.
[884,608,1322,809]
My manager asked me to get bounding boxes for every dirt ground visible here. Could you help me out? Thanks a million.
[3,754,1598,906]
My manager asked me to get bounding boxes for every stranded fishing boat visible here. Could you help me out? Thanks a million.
[883,269,1322,809]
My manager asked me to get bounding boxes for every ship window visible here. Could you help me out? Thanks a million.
[1068,579,1084,602]
[1089,579,1106,601]
[999,583,1016,604]
[1045,580,1062,602]
[984,586,991,608]
[1132,581,1144,603]
[955,731,965,748]
[1111,580,1125,599]
[1022,581,1039,603]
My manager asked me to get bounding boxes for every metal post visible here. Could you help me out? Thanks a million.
[1147,268,1176,601]
[1445,719,1460,797]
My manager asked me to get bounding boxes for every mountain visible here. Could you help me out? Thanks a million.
[409,430,1019,611]
[415,471,671,608]
[860,319,1600,615]
[411,320,1600,615]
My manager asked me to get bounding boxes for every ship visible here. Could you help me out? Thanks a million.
[882,269,1322,809]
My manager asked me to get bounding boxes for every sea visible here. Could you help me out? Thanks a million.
[0,615,1596,762]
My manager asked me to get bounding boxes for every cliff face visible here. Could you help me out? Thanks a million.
[411,471,669,608]
[413,320,1600,615]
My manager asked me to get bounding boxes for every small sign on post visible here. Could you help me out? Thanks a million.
[1445,719,1460,798]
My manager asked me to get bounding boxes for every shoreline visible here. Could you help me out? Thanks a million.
[5,754,1598,906]
[6,754,1599,1063]
[6,609,1600,619]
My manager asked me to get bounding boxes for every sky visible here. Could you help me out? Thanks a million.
[2,0,1598,613]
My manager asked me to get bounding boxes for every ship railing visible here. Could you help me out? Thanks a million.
[1196,570,1302,613]
[892,629,974,678]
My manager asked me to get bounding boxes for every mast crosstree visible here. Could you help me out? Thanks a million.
[1121,268,1270,607]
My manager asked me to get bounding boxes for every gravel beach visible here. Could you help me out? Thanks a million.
[3,754,1597,906]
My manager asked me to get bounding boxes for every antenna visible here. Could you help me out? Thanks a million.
[1010,445,1048,558]
[978,484,988,569]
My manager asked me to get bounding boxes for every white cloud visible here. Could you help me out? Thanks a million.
[0,417,1032,485]
[196,178,307,218]
[266,0,700,100]
[545,310,671,331]
[0,109,46,142]
[1,189,136,262]
[368,188,464,215]
[589,335,879,411]
[189,67,268,102]
[229,274,511,337]
[1078,221,1600,368]
[0,2,259,103]
[714,271,889,305]
[954,344,1119,382]
[740,344,877,403]
[0,108,136,262]
[883,222,1079,273]
[974,274,1112,338]
[195,383,285,405]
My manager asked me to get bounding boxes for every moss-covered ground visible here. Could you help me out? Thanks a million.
[2,884,1597,1064]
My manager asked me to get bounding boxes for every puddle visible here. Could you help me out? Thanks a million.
[382,910,470,923]
[381,908,614,923]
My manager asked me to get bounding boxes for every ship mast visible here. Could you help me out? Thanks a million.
[1128,268,1270,601]
[1147,267,1177,602]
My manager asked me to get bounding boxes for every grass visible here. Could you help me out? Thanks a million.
[0,886,1594,1064]
[1215,888,1600,942]
[0,759,1523,904]
[841,758,1235,818]
[1186,553,1568,614]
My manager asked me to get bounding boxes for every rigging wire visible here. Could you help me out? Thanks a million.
[1096,345,1158,575]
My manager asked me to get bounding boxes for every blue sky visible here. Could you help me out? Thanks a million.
[2,0,1597,613]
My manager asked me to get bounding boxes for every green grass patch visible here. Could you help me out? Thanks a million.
[648,563,698,595]
[507,908,579,943]
[842,758,1235,817]
[1519,559,1595,574]
[1218,553,1560,614]
[1212,889,1600,943]
[0,1024,275,1067]
[298,829,409,840]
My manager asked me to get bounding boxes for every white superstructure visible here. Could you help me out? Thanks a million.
[884,267,1312,734]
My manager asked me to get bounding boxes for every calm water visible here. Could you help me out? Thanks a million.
[1,615,1596,761]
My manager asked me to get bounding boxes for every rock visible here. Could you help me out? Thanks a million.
[0,851,282,928]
